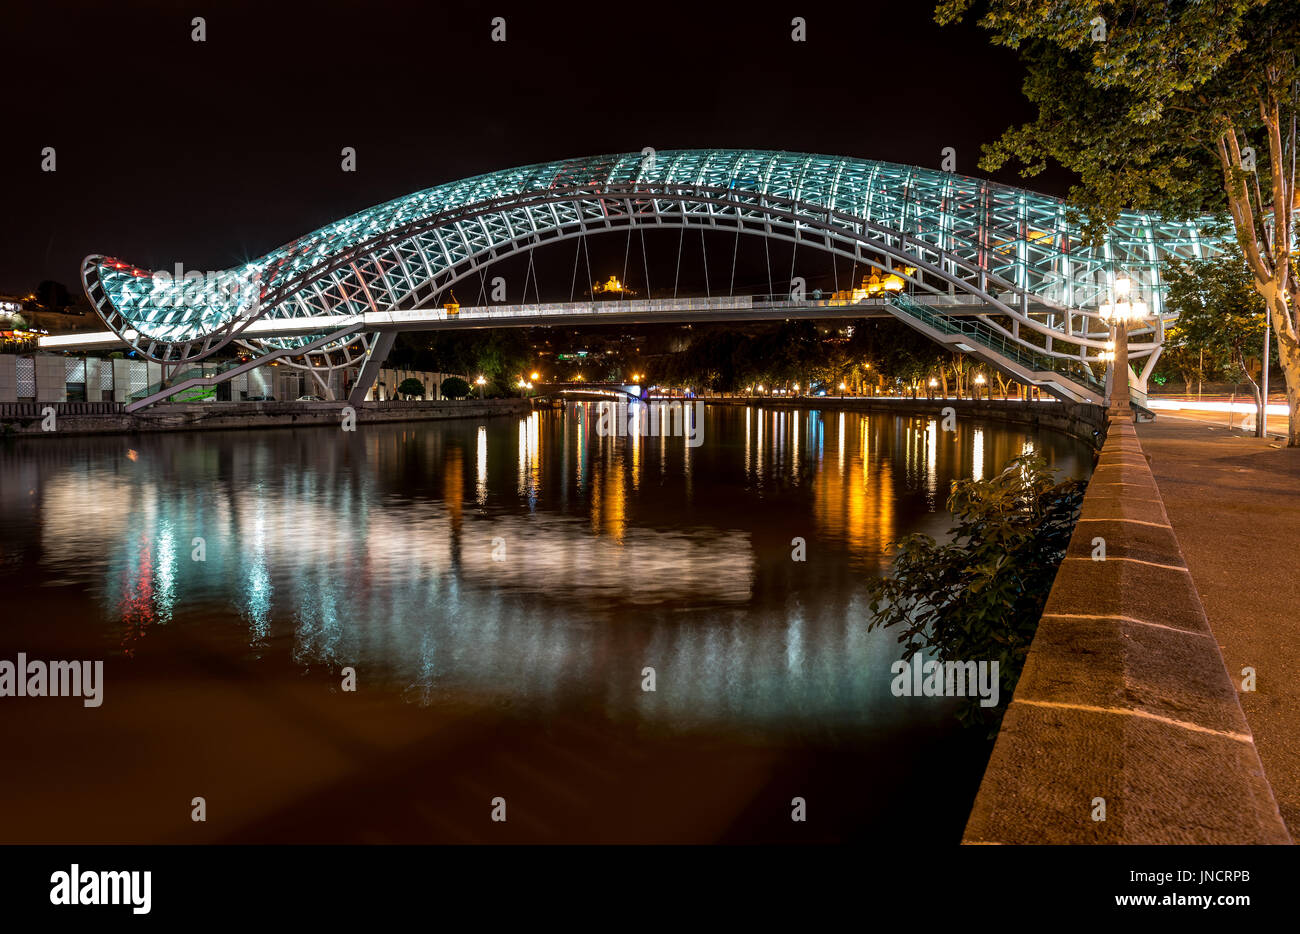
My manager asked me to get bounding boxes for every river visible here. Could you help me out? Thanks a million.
[0,402,1093,843]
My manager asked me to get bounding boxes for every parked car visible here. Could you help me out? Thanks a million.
[296,394,325,402]
[245,394,275,402]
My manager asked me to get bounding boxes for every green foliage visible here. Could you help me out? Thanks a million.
[936,0,1300,240]
[396,377,426,399]
[866,453,1087,728]
[1163,243,1273,389]
[440,376,471,399]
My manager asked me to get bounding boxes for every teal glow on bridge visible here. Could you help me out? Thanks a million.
[80,149,1228,408]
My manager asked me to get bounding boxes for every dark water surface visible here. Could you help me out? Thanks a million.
[0,403,1093,843]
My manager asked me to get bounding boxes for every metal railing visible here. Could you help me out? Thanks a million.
[889,293,1104,395]
[0,401,125,417]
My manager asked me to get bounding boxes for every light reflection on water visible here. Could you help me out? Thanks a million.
[1,404,1092,733]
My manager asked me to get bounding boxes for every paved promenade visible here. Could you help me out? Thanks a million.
[1137,418,1300,836]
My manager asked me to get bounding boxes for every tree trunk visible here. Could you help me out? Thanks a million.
[1236,347,1263,434]
[1277,327,1300,447]
[1257,283,1300,446]
[1218,123,1297,445]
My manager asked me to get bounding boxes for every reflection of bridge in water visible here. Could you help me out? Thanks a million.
[5,406,1090,726]
[65,150,1226,411]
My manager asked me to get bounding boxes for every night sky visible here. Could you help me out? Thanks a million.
[1,0,1074,298]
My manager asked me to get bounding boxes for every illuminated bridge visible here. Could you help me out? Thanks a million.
[74,149,1228,411]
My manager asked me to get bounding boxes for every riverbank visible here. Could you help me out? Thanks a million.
[703,396,1107,447]
[963,415,1289,844]
[0,398,544,437]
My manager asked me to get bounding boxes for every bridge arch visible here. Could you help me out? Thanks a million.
[81,150,1226,400]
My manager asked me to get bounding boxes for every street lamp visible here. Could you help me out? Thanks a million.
[974,373,985,400]
[1098,276,1148,417]
[475,375,486,399]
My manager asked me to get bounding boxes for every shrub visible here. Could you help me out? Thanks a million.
[865,453,1086,728]
[397,377,425,399]
[440,376,471,399]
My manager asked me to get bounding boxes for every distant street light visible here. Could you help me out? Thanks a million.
[476,375,486,399]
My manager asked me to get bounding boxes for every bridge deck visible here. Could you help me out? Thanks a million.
[39,294,1079,352]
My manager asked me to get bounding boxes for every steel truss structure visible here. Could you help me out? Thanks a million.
[81,150,1227,403]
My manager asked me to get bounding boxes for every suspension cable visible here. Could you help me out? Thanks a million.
[673,223,685,299]
[526,247,541,305]
[622,205,633,301]
[700,227,710,298]
[640,220,652,299]
[582,226,595,302]
[569,235,581,302]
[788,231,798,297]
[764,229,773,297]
[729,224,739,297]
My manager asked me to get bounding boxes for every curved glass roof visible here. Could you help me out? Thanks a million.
[82,149,1224,358]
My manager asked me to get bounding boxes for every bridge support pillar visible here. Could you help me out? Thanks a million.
[347,332,396,407]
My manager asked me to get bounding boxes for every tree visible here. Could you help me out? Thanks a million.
[440,376,471,400]
[1155,336,1212,397]
[396,377,426,399]
[937,0,1300,443]
[1164,244,1276,427]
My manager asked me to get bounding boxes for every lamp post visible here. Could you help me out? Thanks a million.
[1098,276,1147,419]
[475,375,486,399]
[974,373,986,401]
